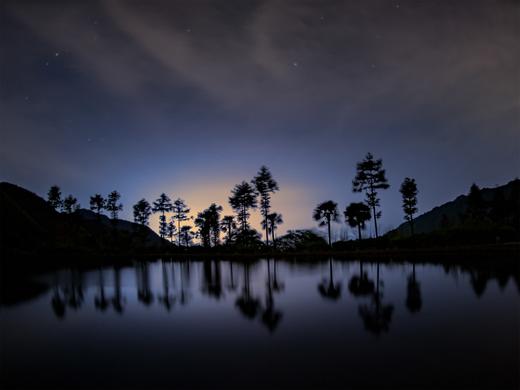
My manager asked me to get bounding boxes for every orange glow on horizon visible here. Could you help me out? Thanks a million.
[147,177,313,242]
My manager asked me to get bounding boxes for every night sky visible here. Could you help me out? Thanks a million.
[1,0,518,238]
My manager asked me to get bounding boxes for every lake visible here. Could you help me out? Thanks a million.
[1,258,519,389]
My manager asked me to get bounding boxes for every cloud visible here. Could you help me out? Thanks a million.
[8,0,519,123]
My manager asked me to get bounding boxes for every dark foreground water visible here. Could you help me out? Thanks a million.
[1,259,519,389]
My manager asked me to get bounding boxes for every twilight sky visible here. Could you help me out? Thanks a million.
[1,0,519,239]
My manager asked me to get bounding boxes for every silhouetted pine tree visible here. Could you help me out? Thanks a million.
[89,194,106,216]
[313,201,339,247]
[152,193,173,239]
[208,203,223,246]
[195,203,223,248]
[133,198,152,225]
[106,190,123,220]
[62,195,80,214]
[172,198,190,245]
[352,153,390,238]
[229,181,258,234]
[180,225,194,247]
[47,185,63,211]
[252,166,279,246]
[399,177,418,236]
[194,212,211,248]
[166,220,176,243]
[220,215,237,244]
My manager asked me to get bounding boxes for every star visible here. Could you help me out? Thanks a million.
[292,61,299,67]
[55,52,60,57]
[185,28,191,33]
[45,61,49,66]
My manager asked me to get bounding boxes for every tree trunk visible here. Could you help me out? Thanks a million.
[327,218,332,247]
[241,206,247,233]
[372,205,379,238]
[357,224,362,241]
[177,218,181,246]
[264,211,269,246]
[410,216,414,236]
[271,227,276,249]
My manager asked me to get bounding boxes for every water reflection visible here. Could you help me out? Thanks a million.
[94,269,109,311]
[227,262,237,291]
[235,263,261,319]
[6,259,513,335]
[158,262,174,310]
[348,262,375,297]
[51,276,66,319]
[261,259,283,332]
[406,264,422,313]
[318,258,341,300]
[178,262,191,306]
[357,263,394,335]
[202,260,224,299]
[136,262,154,306]
[112,267,125,313]
[2,258,519,389]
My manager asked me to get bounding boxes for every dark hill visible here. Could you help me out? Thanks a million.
[0,182,170,264]
[392,179,520,236]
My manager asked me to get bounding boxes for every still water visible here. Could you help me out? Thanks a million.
[1,259,519,389]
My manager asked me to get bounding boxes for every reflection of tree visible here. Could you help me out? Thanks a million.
[272,260,284,293]
[469,270,489,298]
[261,259,283,332]
[318,258,341,300]
[227,262,237,291]
[136,262,154,306]
[158,262,175,310]
[235,263,260,319]
[51,274,66,319]
[178,262,191,306]
[358,263,394,335]
[64,269,84,310]
[111,268,125,313]
[202,260,223,299]
[348,262,375,297]
[406,264,422,313]
[94,269,110,311]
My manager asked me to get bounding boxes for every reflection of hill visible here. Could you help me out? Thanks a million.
[0,278,48,307]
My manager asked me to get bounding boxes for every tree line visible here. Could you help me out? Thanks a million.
[46,155,422,248]
[46,154,519,250]
[46,165,285,249]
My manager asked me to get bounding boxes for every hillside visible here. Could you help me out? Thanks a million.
[392,179,520,236]
[0,182,169,263]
